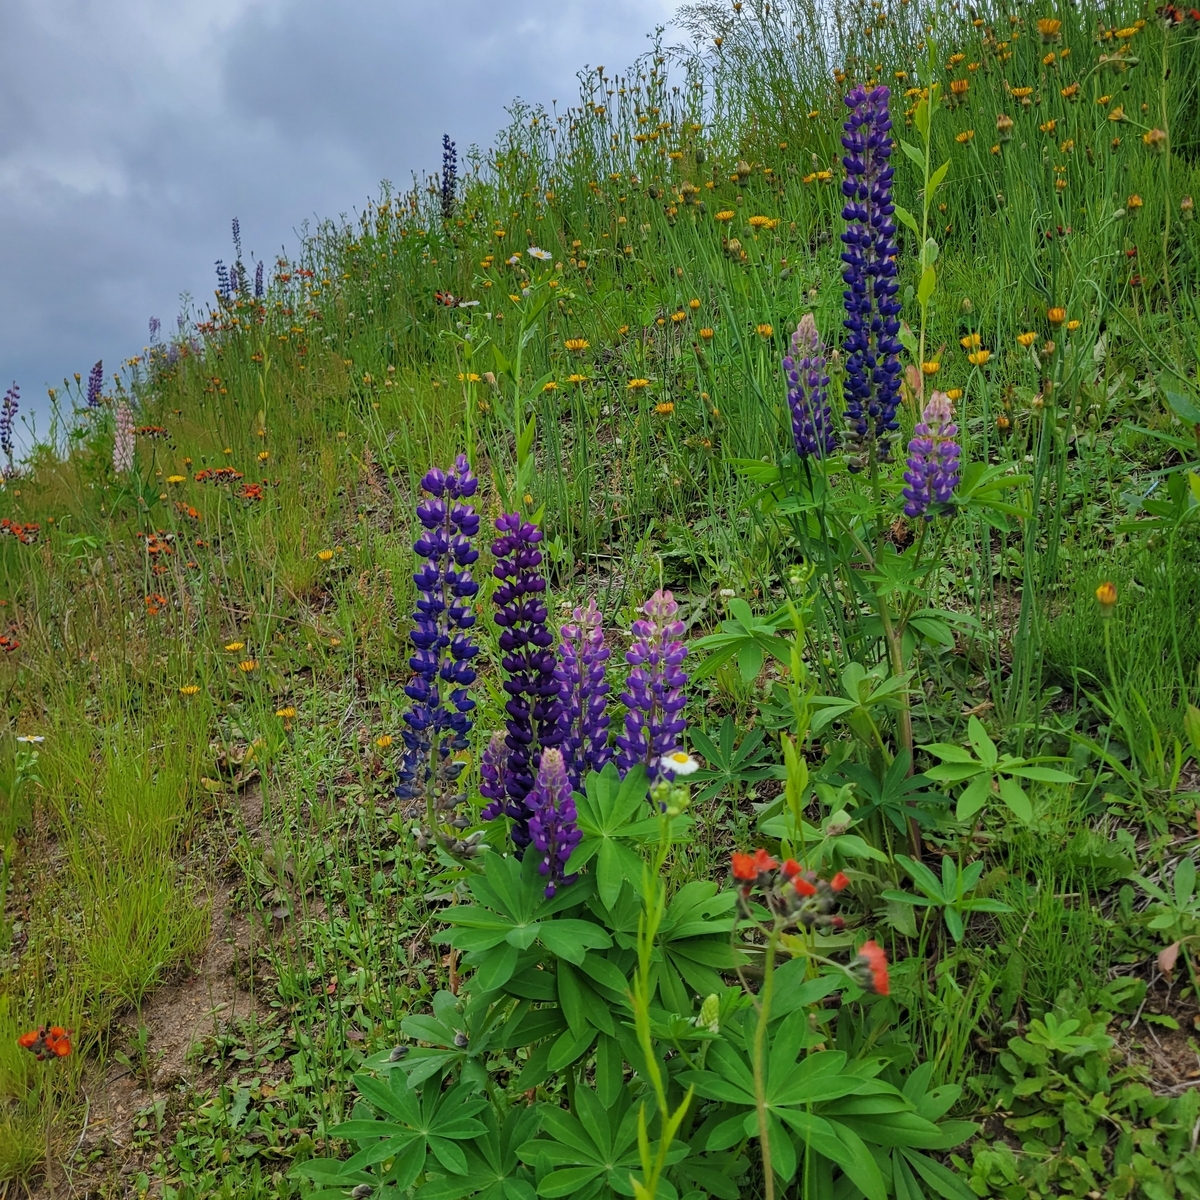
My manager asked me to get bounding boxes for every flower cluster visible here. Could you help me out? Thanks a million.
[481,515,562,849]
[555,598,612,789]
[731,850,851,930]
[86,360,104,408]
[615,590,689,783]
[113,401,135,473]
[783,314,837,459]
[901,391,961,519]
[526,748,583,898]
[1,383,18,466]
[395,457,482,857]
[441,134,458,222]
[18,1025,72,1060]
[840,85,903,467]
[1,518,41,545]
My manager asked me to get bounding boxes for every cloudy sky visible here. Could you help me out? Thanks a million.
[0,0,676,443]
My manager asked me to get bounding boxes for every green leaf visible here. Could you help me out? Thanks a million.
[894,204,919,235]
[900,139,926,170]
[913,96,930,138]
[966,716,998,769]
[997,776,1032,823]
[917,266,936,307]
[538,920,612,964]
[1175,855,1196,908]
[928,160,950,194]
[956,775,993,821]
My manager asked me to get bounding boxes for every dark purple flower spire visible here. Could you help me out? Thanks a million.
[902,391,961,520]
[395,456,481,809]
[784,314,838,459]
[254,260,265,298]
[215,261,231,300]
[555,598,612,789]
[526,748,582,898]
[488,514,563,849]
[1,383,17,466]
[441,135,458,222]
[615,590,689,785]
[840,84,903,469]
[86,361,104,409]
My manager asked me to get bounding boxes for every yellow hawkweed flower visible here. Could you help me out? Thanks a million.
[375,735,393,749]
[1039,119,1057,134]
[224,641,245,652]
[960,333,982,349]
[967,349,992,366]
[1066,319,1081,332]
[564,338,590,351]
[179,685,201,696]
[1114,26,1139,38]
[655,401,675,415]
[756,324,773,338]
[688,298,701,309]
[1096,581,1117,614]
[950,78,970,96]
[1010,86,1033,99]
[714,210,736,222]
[956,130,975,143]
[543,381,559,391]
[317,549,334,562]
[1127,193,1143,209]
[1017,331,1037,347]
[238,659,259,673]
[276,706,297,718]
[1037,17,1062,41]
[699,328,715,340]
[922,362,941,375]
[747,215,778,229]
[567,373,589,383]
[167,474,186,484]
[628,378,650,389]
[1047,307,1066,326]
[671,311,687,323]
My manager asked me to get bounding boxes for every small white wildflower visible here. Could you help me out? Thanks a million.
[719,588,735,598]
[16,735,45,743]
[458,299,480,307]
[659,750,700,776]
[507,253,522,265]
[527,246,553,261]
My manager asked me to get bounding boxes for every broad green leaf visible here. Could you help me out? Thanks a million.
[1175,855,1196,908]
[966,716,998,769]
[900,139,926,170]
[956,775,993,821]
[918,260,938,303]
[928,160,950,193]
[997,776,1032,823]
[894,203,919,235]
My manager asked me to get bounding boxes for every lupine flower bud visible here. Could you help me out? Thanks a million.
[113,400,135,473]
[526,747,582,898]
[783,314,837,459]
[840,85,903,466]
[0,384,18,467]
[615,590,689,785]
[901,391,961,520]
[86,360,104,408]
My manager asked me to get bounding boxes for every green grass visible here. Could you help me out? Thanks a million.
[2,0,1200,1195]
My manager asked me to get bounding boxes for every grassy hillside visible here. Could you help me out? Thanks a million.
[3,0,1200,1197]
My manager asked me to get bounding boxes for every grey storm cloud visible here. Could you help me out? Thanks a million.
[0,0,675,443]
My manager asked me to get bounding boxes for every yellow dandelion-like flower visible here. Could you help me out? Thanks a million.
[950,78,970,97]
[567,373,589,384]
[655,401,675,415]
[968,349,992,366]
[1108,105,1125,122]
[375,734,393,749]
[960,333,982,349]
[276,706,297,719]
[238,659,259,673]
[756,324,773,338]
[714,210,736,222]
[1047,306,1066,326]
[1011,86,1033,99]
[922,361,941,375]
[946,388,964,401]
[1039,118,1057,134]
[628,378,650,390]
[329,637,342,647]
[1017,331,1037,347]
[257,450,270,462]
[671,311,687,323]
[956,130,975,143]
[688,298,701,310]
[1037,17,1062,40]
[317,549,334,562]
[564,338,590,351]
[224,641,245,652]
[1127,193,1143,209]
[747,215,778,229]
[179,685,200,696]
[543,381,559,391]
[1066,319,1081,331]
[167,474,186,484]
[699,328,715,340]
[1115,25,1139,38]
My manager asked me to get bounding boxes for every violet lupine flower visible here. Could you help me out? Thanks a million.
[1,384,18,466]
[215,261,232,300]
[231,217,242,261]
[479,731,508,817]
[526,748,582,898]
[254,260,265,298]
[86,361,103,408]
[395,456,481,808]
[441,134,458,222]
[113,401,135,473]
[783,314,837,459]
[615,590,689,785]
[487,514,563,849]
[148,316,161,344]
[902,391,961,520]
[555,598,612,789]
[840,84,903,468]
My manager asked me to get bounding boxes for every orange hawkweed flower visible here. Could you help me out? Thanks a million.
[830,872,850,892]
[18,1026,73,1060]
[855,941,890,995]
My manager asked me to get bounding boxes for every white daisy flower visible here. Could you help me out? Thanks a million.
[527,246,553,261]
[16,735,45,743]
[658,750,700,776]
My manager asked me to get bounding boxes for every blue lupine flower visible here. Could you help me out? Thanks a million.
[1,384,18,466]
[902,391,961,520]
[840,84,903,468]
[395,456,481,811]
[555,598,612,789]
[527,748,582,898]
[784,314,837,459]
[441,135,457,222]
[86,361,103,408]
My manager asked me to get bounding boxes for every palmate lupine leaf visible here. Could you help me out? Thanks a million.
[687,716,787,804]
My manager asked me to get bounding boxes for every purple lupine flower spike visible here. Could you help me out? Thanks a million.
[489,514,563,849]
[902,391,961,520]
[86,360,104,408]
[840,84,903,469]
[783,314,837,459]
[615,590,689,786]
[1,384,18,466]
[479,732,508,820]
[395,456,481,807]
[527,748,582,898]
[556,598,612,789]
[441,134,458,222]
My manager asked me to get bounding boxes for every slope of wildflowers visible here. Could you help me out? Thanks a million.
[3,0,1200,1197]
